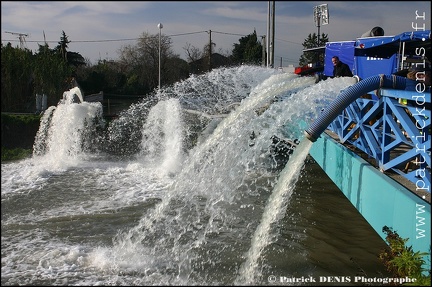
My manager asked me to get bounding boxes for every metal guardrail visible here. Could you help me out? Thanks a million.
[327,88,431,192]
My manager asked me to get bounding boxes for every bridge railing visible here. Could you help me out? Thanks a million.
[327,88,431,192]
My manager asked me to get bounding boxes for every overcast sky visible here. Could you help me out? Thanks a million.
[1,1,431,66]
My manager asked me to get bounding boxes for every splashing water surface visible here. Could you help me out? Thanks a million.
[1,66,389,286]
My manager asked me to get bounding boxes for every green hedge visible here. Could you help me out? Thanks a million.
[1,113,41,161]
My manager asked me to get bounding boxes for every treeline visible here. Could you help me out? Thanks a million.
[1,30,264,113]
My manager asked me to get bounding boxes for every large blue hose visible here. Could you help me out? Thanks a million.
[304,74,407,142]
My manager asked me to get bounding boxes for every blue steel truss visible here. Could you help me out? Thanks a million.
[327,88,431,192]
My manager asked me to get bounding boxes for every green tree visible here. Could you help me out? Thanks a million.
[32,43,72,107]
[164,57,190,86]
[31,31,86,107]
[66,51,87,69]
[56,30,70,62]
[77,59,127,95]
[1,43,34,112]
[298,32,329,66]
[55,31,86,70]
[231,29,262,65]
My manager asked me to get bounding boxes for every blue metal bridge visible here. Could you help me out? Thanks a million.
[327,88,431,192]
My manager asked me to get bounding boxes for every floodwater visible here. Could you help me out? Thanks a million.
[2,66,390,286]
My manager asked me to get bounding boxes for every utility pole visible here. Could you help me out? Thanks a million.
[5,31,28,49]
[266,1,275,68]
[261,35,266,67]
[208,30,212,72]
[317,12,321,46]
[267,1,270,67]
[157,23,163,91]
[271,1,275,68]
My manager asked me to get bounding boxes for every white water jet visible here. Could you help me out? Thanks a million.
[61,86,84,104]
[31,87,103,171]
[139,98,185,175]
[235,139,313,285]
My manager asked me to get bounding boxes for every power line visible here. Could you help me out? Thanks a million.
[3,31,303,46]
[2,31,211,44]
[275,38,302,46]
[212,30,249,37]
[2,30,303,64]
[275,55,299,64]
[2,30,257,44]
[169,31,208,37]
[3,38,138,44]
[71,38,138,43]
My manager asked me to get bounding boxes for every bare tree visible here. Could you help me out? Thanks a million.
[118,31,176,91]
[183,42,202,63]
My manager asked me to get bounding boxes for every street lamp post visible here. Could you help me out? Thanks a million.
[157,23,163,90]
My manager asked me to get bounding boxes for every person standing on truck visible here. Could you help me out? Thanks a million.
[332,56,353,77]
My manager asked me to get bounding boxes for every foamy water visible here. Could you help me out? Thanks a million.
[1,66,388,286]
